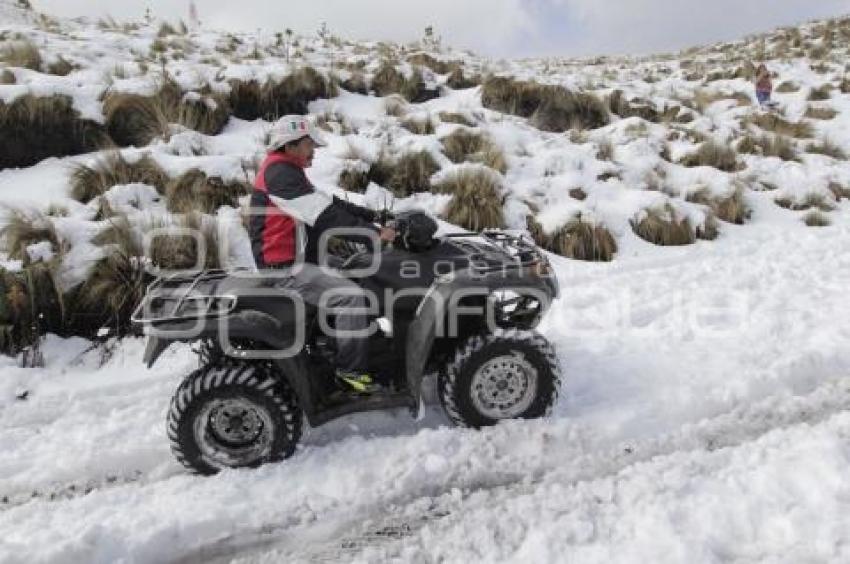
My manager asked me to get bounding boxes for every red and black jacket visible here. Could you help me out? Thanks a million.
[249,152,379,267]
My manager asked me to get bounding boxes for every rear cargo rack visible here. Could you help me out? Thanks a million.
[131,270,238,325]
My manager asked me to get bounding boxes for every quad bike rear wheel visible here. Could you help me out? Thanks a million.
[167,362,302,475]
[439,329,560,428]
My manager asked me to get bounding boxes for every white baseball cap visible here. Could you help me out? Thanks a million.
[267,115,327,152]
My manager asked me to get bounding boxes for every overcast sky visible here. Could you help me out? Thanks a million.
[31,0,850,57]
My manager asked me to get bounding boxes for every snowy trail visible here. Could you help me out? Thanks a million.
[187,378,850,563]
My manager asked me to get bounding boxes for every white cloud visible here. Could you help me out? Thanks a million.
[30,0,850,57]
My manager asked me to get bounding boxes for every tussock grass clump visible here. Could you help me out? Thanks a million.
[687,187,750,224]
[805,138,846,160]
[736,133,798,161]
[750,113,813,139]
[371,62,407,97]
[46,56,76,76]
[630,206,696,246]
[840,76,850,94]
[261,67,336,119]
[227,79,264,121]
[0,69,15,84]
[804,106,838,120]
[808,84,833,101]
[530,215,617,262]
[679,140,740,172]
[347,151,440,197]
[228,69,334,122]
[608,90,652,120]
[481,76,608,131]
[338,165,371,193]
[70,152,169,203]
[103,91,172,147]
[0,38,42,70]
[105,81,232,146]
[340,71,368,94]
[177,92,231,136]
[597,140,614,161]
[165,169,251,214]
[774,193,835,212]
[375,151,440,197]
[440,129,507,173]
[828,182,850,201]
[712,188,750,224]
[0,263,64,353]
[0,209,63,265]
[0,94,107,169]
[148,213,222,271]
[803,210,831,227]
[406,53,458,75]
[438,112,475,127]
[434,169,505,231]
[69,216,148,337]
[371,63,438,103]
[446,67,480,89]
[400,117,435,135]
[775,81,800,93]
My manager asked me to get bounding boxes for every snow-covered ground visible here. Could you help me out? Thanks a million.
[1,218,849,563]
[2,2,850,562]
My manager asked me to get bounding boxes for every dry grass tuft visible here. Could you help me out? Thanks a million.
[165,169,251,214]
[775,81,800,93]
[400,117,435,135]
[687,186,750,224]
[148,213,221,271]
[46,55,76,76]
[338,165,371,193]
[631,206,696,246]
[435,169,505,231]
[361,150,441,198]
[805,138,847,160]
[0,94,107,168]
[227,79,264,121]
[103,91,172,147]
[828,182,850,201]
[0,69,15,84]
[70,216,148,336]
[736,133,798,161]
[774,193,835,212]
[803,210,831,227]
[482,76,609,131]
[679,140,741,172]
[531,215,617,262]
[70,152,169,203]
[0,38,42,70]
[808,84,833,101]
[261,67,336,120]
[749,113,813,139]
[0,208,65,266]
[440,129,507,173]
[438,112,476,127]
[804,105,838,120]
[608,90,661,122]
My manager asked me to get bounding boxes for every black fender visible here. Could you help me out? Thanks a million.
[405,268,558,414]
[142,309,322,423]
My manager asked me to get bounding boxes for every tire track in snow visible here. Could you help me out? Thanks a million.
[181,377,850,563]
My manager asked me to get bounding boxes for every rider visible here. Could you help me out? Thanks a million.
[249,115,396,393]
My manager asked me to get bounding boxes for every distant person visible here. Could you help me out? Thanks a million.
[755,64,773,108]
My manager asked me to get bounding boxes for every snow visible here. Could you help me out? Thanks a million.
[2,7,850,563]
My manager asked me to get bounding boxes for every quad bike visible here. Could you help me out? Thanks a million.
[132,211,561,475]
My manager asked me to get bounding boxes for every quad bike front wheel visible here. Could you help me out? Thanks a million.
[167,362,302,475]
[439,329,560,428]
